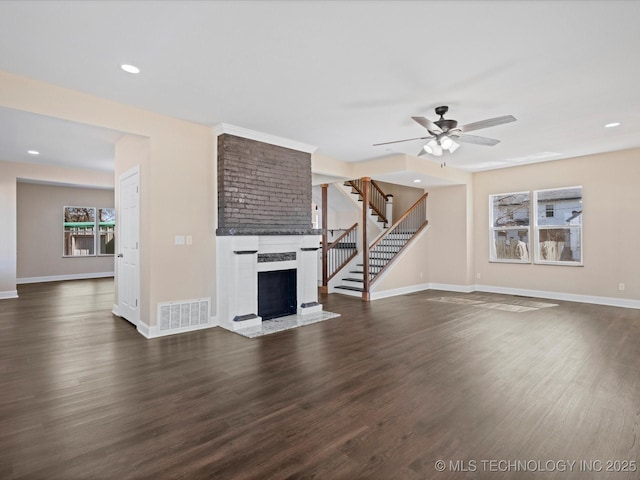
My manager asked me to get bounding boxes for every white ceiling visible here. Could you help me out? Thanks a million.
[0,107,122,172]
[0,0,639,174]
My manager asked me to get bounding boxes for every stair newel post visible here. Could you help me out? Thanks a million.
[362,177,371,301]
[320,183,329,294]
[386,194,393,226]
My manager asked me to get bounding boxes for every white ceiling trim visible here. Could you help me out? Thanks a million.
[17,177,114,190]
[213,123,318,154]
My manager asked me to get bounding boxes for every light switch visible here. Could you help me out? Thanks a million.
[175,235,185,245]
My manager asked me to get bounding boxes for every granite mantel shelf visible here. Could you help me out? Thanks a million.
[216,227,322,236]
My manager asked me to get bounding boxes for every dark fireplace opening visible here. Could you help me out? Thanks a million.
[258,269,297,320]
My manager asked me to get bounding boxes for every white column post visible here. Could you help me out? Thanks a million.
[298,235,323,315]
[229,236,261,330]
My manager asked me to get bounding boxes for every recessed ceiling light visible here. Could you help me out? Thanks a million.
[27,150,40,155]
[120,64,140,74]
[604,122,620,128]
[413,179,422,183]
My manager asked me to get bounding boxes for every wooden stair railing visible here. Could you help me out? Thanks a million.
[325,223,359,282]
[345,178,389,225]
[320,182,359,292]
[362,192,429,297]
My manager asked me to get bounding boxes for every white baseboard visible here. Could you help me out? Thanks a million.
[369,282,431,300]
[137,321,218,339]
[475,284,640,310]
[369,280,470,300]
[137,321,152,338]
[0,290,18,300]
[367,282,640,309]
[17,272,114,284]
[429,283,475,294]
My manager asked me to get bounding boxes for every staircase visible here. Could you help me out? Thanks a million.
[334,191,429,298]
[323,223,359,286]
[320,179,391,294]
[342,179,390,229]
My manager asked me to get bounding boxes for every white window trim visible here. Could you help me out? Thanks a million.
[63,206,115,258]
[533,186,583,266]
[97,207,116,257]
[489,191,531,264]
[63,206,97,258]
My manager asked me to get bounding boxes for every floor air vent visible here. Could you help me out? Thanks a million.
[158,298,210,333]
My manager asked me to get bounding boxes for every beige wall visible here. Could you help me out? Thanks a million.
[17,182,115,279]
[473,149,640,300]
[312,153,354,179]
[0,159,113,296]
[1,68,636,315]
[427,184,473,286]
[372,182,473,295]
[0,171,17,297]
[0,71,215,327]
[368,148,640,304]
[375,180,424,220]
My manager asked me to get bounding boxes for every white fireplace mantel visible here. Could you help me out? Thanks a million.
[216,234,323,331]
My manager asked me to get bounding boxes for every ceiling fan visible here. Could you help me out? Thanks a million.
[373,106,516,161]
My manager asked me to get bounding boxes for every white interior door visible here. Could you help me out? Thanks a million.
[117,166,140,325]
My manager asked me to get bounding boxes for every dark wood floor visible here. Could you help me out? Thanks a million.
[1,279,640,479]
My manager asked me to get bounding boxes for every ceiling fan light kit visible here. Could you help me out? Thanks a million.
[423,138,438,155]
[374,105,517,160]
[440,135,453,150]
[424,134,459,156]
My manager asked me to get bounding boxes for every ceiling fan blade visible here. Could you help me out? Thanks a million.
[460,115,516,133]
[373,135,433,146]
[456,133,500,146]
[411,116,443,134]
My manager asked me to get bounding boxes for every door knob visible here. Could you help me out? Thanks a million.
[117,253,124,258]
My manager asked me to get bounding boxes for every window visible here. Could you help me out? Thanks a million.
[534,187,582,265]
[98,208,116,255]
[64,207,96,256]
[545,204,554,218]
[489,192,531,263]
[63,206,115,257]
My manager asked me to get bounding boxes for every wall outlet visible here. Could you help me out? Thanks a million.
[618,283,625,291]
[476,272,481,280]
